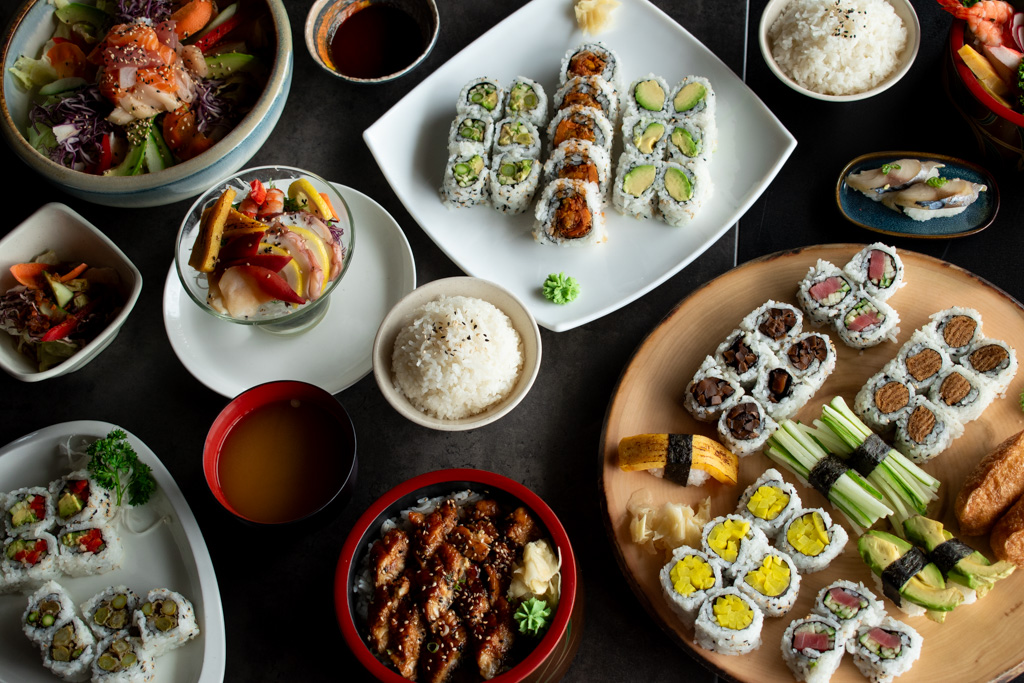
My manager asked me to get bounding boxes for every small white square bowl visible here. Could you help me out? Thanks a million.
[0,203,143,381]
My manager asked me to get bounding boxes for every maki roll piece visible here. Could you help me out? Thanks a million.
[559,42,622,88]
[735,468,802,537]
[532,178,606,247]
[812,580,886,641]
[81,586,141,639]
[622,73,671,119]
[503,76,548,128]
[693,587,764,655]
[847,617,923,683]
[670,76,717,149]
[543,139,611,198]
[734,548,801,617]
[925,307,984,361]
[57,523,124,577]
[741,300,804,352]
[781,332,837,391]
[1,532,59,593]
[834,293,900,349]
[23,580,76,648]
[700,514,770,581]
[546,104,614,154]
[751,355,816,422]
[4,486,55,537]
[616,433,739,485]
[894,396,964,464]
[92,634,155,683]
[781,614,846,683]
[48,470,114,528]
[844,243,905,302]
[657,161,711,227]
[714,328,772,389]
[456,77,504,120]
[553,76,619,124]
[854,364,916,433]
[927,366,995,424]
[717,398,778,458]
[447,116,493,157]
[902,515,1015,597]
[777,508,849,574]
[959,338,1018,394]
[621,114,668,159]
[491,116,542,159]
[489,154,540,215]
[892,329,953,392]
[684,355,744,423]
[42,616,96,682]
[857,530,963,619]
[666,119,712,166]
[440,153,488,209]
[612,153,659,220]
[795,259,856,326]
[660,547,723,630]
[134,588,200,656]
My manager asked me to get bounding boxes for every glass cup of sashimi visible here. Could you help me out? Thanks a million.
[175,166,355,335]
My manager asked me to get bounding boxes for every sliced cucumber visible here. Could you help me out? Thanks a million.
[39,77,88,97]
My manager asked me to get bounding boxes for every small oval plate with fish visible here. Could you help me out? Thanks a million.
[836,151,999,239]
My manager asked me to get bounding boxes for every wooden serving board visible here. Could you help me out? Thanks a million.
[599,244,1024,682]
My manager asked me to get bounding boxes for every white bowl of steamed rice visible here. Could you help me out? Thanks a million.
[372,277,542,431]
[759,0,920,102]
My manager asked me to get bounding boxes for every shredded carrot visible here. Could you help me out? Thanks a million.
[171,0,215,39]
[319,193,340,221]
[10,263,52,289]
[59,263,89,282]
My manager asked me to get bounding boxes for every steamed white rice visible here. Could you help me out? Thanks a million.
[392,295,524,420]
[769,0,907,96]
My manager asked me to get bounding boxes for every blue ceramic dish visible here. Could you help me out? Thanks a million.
[835,151,999,239]
[0,0,292,208]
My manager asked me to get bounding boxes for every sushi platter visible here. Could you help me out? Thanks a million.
[599,244,1024,682]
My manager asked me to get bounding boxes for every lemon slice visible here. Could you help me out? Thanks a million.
[263,243,305,298]
[288,226,332,279]
[287,179,333,220]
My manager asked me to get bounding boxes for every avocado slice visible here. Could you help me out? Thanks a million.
[634,79,665,112]
[453,155,484,187]
[467,82,499,111]
[674,82,707,113]
[671,126,701,158]
[903,515,1015,595]
[632,122,665,155]
[622,165,656,198]
[9,500,38,528]
[858,531,963,613]
[43,272,74,309]
[509,83,539,113]
[205,52,257,79]
[58,492,83,520]
[664,167,693,202]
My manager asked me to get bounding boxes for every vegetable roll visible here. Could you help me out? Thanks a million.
[622,73,671,119]
[670,76,716,125]
[42,617,96,682]
[491,116,541,159]
[657,161,711,227]
[741,300,803,352]
[927,366,995,424]
[854,363,916,432]
[57,523,124,577]
[684,355,744,423]
[751,355,816,422]
[777,508,849,574]
[503,76,548,128]
[488,154,541,215]
[735,468,802,538]
[701,514,770,581]
[456,77,504,120]
[543,139,611,198]
[134,588,200,656]
[23,580,76,648]
[795,259,856,326]
[892,329,953,392]
[843,243,905,302]
[532,178,607,247]
[440,153,488,209]
[781,332,836,391]
[902,515,1015,597]
[834,292,900,349]
[1,532,59,593]
[781,614,846,683]
[91,634,154,683]
[553,75,619,124]
[660,547,723,630]
[81,586,140,639]
[734,548,801,617]
[546,104,614,154]
[714,328,773,389]
[847,617,923,683]
[617,433,739,485]
[4,486,55,537]
[48,470,114,528]
[717,397,778,458]
[447,116,493,157]
[694,587,764,655]
[811,580,886,641]
[621,114,668,159]
[959,338,1018,394]
[612,153,659,220]
[857,530,963,618]
[894,396,964,464]
[925,307,984,361]
[666,118,712,166]
[559,42,622,88]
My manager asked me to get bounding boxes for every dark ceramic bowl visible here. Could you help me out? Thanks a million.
[334,468,583,682]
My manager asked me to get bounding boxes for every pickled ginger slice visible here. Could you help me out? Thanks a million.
[881,178,987,221]
[846,159,943,201]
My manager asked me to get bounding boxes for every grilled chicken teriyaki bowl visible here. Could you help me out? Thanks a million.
[334,469,580,683]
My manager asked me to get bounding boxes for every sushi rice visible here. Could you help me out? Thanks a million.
[700,513,770,581]
[834,291,900,349]
[892,328,954,393]
[734,547,802,617]
[781,613,847,683]
[844,243,905,302]
[847,616,923,683]
[660,546,723,630]
[56,523,124,577]
[735,468,802,538]
[42,615,96,681]
[81,585,141,639]
[685,355,744,423]
[133,588,200,657]
[657,160,711,227]
[489,153,541,215]
[694,586,764,655]
[714,328,773,390]
[91,633,154,683]
[926,366,995,424]
[795,259,857,325]
[924,307,984,361]
[894,395,964,464]
[23,580,77,648]
[854,363,917,432]
[776,507,849,574]
[456,77,504,120]
[959,337,1018,395]
[717,396,778,458]
[812,580,886,641]
[503,76,549,128]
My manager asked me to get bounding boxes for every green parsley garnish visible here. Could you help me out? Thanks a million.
[86,429,157,507]
[880,163,901,174]
[542,272,580,305]
[926,176,949,188]
[514,597,552,636]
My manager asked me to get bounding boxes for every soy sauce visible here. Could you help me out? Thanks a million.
[329,3,424,79]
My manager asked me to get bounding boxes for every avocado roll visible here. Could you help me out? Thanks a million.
[834,292,900,349]
[57,523,124,577]
[857,530,963,618]
[734,547,801,617]
[666,118,712,166]
[622,114,668,159]
[622,73,671,119]
[553,75,619,124]
[693,586,764,655]
[1,532,59,593]
[81,586,140,639]
[134,588,200,656]
[927,366,995,423]
[488,154,540,215]
[91,634,154,683]
[893,396,964,464]
[777,508,849,574]
[440,153,489,209]
[780,332,836,391]
[23,580,76,648]
[924,307,984,361]
[546,104,614,154]
[717,397,778,458]
[959,337,1018,394]
[660,547,723,630]
[657,161,711,227]
[48,470,114,528]
[854,363,916,433]
[4,486,55,537]
[843,243,905,302]
[781,614,846,683]
[543,139,611,198]
[751,355,816,422]
[795,259,856,325]
[847,617,923,683]
[892,329,953,392]
[684,355,744,423]
[532,178,606,247]
[670,76,716,125]
[700,514,770,581]
[559,42,622,88]
[42,616,96,682]
[447,116,494,157]
[503,76,548,128]
[811,580,885,641]
[735,468,802,538]
[740,300,804,352]
[491,116,541,159]
[612,153,659,220]
[902,515,1015,598]
[456,77,504,120]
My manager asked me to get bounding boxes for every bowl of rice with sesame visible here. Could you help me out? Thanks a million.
[759,0,920,101]
[372,277,542,430]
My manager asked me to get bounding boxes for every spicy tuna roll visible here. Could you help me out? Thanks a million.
[657,161,711,227]
[684,355,744,423]
[4,486,55,537]
[893,329,954,392]
[781,614,846,683]
[660,547,723,630]
[559,42,622,87]
[855,364,916,432]
[894,396,964,463]
[489,154,541,215]
[42,616,96,682]
[844,243,905,302]
[134,588,200,656]
[23,580,76,648]
[735,548,801,617]
[543,139,611,198]
[456,77,504,120]
[740,300,803,352]
[847,617,923,683]
[547,104,614,154]
[835,292,900,349]
[553,75,619,124]
[959,338,1018,394]
[812,580,886,641]
[735,468,802,538]
[533,178,606,247]
[694,586,764,655]
[717,397,778,458]
[777,508,849,574]
[503,76,548,128]
[796,259,856,325]
[81,586,140,639]
[925,307,984,361]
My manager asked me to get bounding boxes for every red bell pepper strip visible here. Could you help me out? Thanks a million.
[41,299,100,342]
[249,178,267,206]
[192,13,243,54]
[96,133,113,173]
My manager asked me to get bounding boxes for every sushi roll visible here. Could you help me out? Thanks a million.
[666,118,712,166]
[622,73,671,119]
[812,580,886,641]
[134,588,200,656]
[1,531,59,593]
[959,338,1018,394]
[751,355,816,422]
[927,366,995,424]
[440,152,488,209]
[23,580,77,647]
[546,104,614,154]
[700,514,770,580]
[892,329,954,392]
[735,468,802,538]
[543,139,611,198]
[456,77,504,120]
[717,397,778,458]
[777,508,849,574]
[489,153,541,215]
[621,114,668,159]
[56,523,124,577]
[844,243,905,302]
[925,307,984,361]
[4,486,55,537]
[447,115,493,157]
[81,586,140,639]
[847,617,923,683]
[503,76,548,128]
[612,153,659,220]
[92,634,155,683]
[795,259,857,325]
[781,614,846,683]
[694,586,764,655]
[684,355,744,423]
[713,328,773,389]
[740,300,803,351]
[553,75,619,124]
[660,547,723,630]
[834,292,900,349]
[854,363,916,432]
[42,617,96,682]
[670,76,716,122]
[532,178,607,247]
[657,161,711,227]
[734,548,801,617]
[858,530,963,618]
[617,433,740,487]
[559,42,622,87]
[48,470,114,528]
[491,116,541,159]
[780,332,836,390]
[894,396,964,464]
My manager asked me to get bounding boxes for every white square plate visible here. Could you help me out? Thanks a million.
[364,0,796,331]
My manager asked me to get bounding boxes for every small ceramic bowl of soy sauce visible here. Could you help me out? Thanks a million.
[304,0,439,83]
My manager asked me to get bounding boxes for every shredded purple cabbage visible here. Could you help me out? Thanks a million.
[191,77,230,135]
[29,85,116,170]
[112,0,172,24]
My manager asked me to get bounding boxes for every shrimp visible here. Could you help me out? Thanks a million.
[257,189,285,219]
[938,0,1015,47]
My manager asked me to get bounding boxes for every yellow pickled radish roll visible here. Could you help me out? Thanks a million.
[659,547,723,630]
[694,586,764,655]
[700,514,770,580]
[735,467,802,537]
[777,507,849,574]
[617,433,738,486]
[735,548,801,617]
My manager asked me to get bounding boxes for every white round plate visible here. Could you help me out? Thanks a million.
[162,184,416,398]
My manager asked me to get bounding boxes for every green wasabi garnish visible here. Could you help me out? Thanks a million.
[542,272,580,305]
[514,597,552,636]
[926,176,949,188]
[881,163,901,174]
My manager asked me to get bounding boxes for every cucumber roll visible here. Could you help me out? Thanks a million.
[657,161,711,227]
[621,114,668,159]
[847,617,923,683]
[781,332,836,391]
[740,300,804,352]
[714,328,773,389]
[1,532,59,593]
[48,470,114,528]
[735,468,802,538]
[751,355,816,422]
[834,292,900,349]
[925,307,984,361]
[491,116,541,159]
[812,580,885,641]
[684,355,744,423]
[559,42,622,88]
[693,586,764,655]
[854,363,916,432]
[547,104,614,154]
[927,366,995,424]
[892,329,953,392]
[795,259,856,325]
[553,76,619,124]
[23,580,76,647]
[489,154,540,215]
[4,486,55,537]
[134,588,200,656]
[447,116,493,157]
[532,178,606,247]
[717,397,778,458]
[622,73,671,119]
[456,77,504,120]
[894,396,964,464]
[440,153,488,209]
[81,586,140,639]
[777,508,849,574]
[734,548,801,617]
[612,153,659,220]
[700,514,770,581]
[92,634,154,683]
[503,76,548,128]
[42,617,96,682]
[57,523,124,577]
[959,338,1018,394]
[781,614,846,683]
[543,139,611,198]
[666,118,712,166]
[660,547,723,629]
[843,243,905,302]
